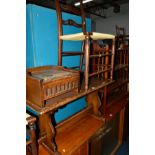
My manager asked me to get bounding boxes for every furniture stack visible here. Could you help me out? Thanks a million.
[26,1,129,155]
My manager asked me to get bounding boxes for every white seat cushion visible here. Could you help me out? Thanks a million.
[60,32,115,41]
[91,32,115,40]
[60,32,85,41]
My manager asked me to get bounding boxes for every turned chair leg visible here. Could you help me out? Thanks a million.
[29,122,38,155]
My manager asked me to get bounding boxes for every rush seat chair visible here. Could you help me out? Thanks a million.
[55,0,115,91]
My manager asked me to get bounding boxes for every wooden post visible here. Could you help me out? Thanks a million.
[105,45,109,80]
[111,38,115,80]
[28,120,38,155]
[84,33,90,91]
[103,86,107,118]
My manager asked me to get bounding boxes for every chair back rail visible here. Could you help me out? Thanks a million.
[55,0,86,66]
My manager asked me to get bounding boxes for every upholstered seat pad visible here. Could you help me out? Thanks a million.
[91,32,115,40]
[60,32,85,41]
[60,32,115,41]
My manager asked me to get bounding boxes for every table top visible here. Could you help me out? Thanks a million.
[27,78,115,115]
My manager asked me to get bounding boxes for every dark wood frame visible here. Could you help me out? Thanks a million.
[26,114,38,155]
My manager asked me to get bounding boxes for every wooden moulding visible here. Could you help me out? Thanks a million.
[55,105,104,155]
[26,65,80,108]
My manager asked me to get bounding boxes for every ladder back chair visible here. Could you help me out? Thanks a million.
[55,0,115,91]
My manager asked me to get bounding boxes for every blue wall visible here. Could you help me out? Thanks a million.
[26,4,91,123]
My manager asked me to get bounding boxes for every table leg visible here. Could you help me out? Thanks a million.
[38,111,60,155]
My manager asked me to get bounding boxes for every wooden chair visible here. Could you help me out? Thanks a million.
[90,38,129,118]
[115,25,129,48]
[26,113,38,155]
[90,40,113,80]
[55,0,115,91]
[114,25,129,94]
[116,25,126,36]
